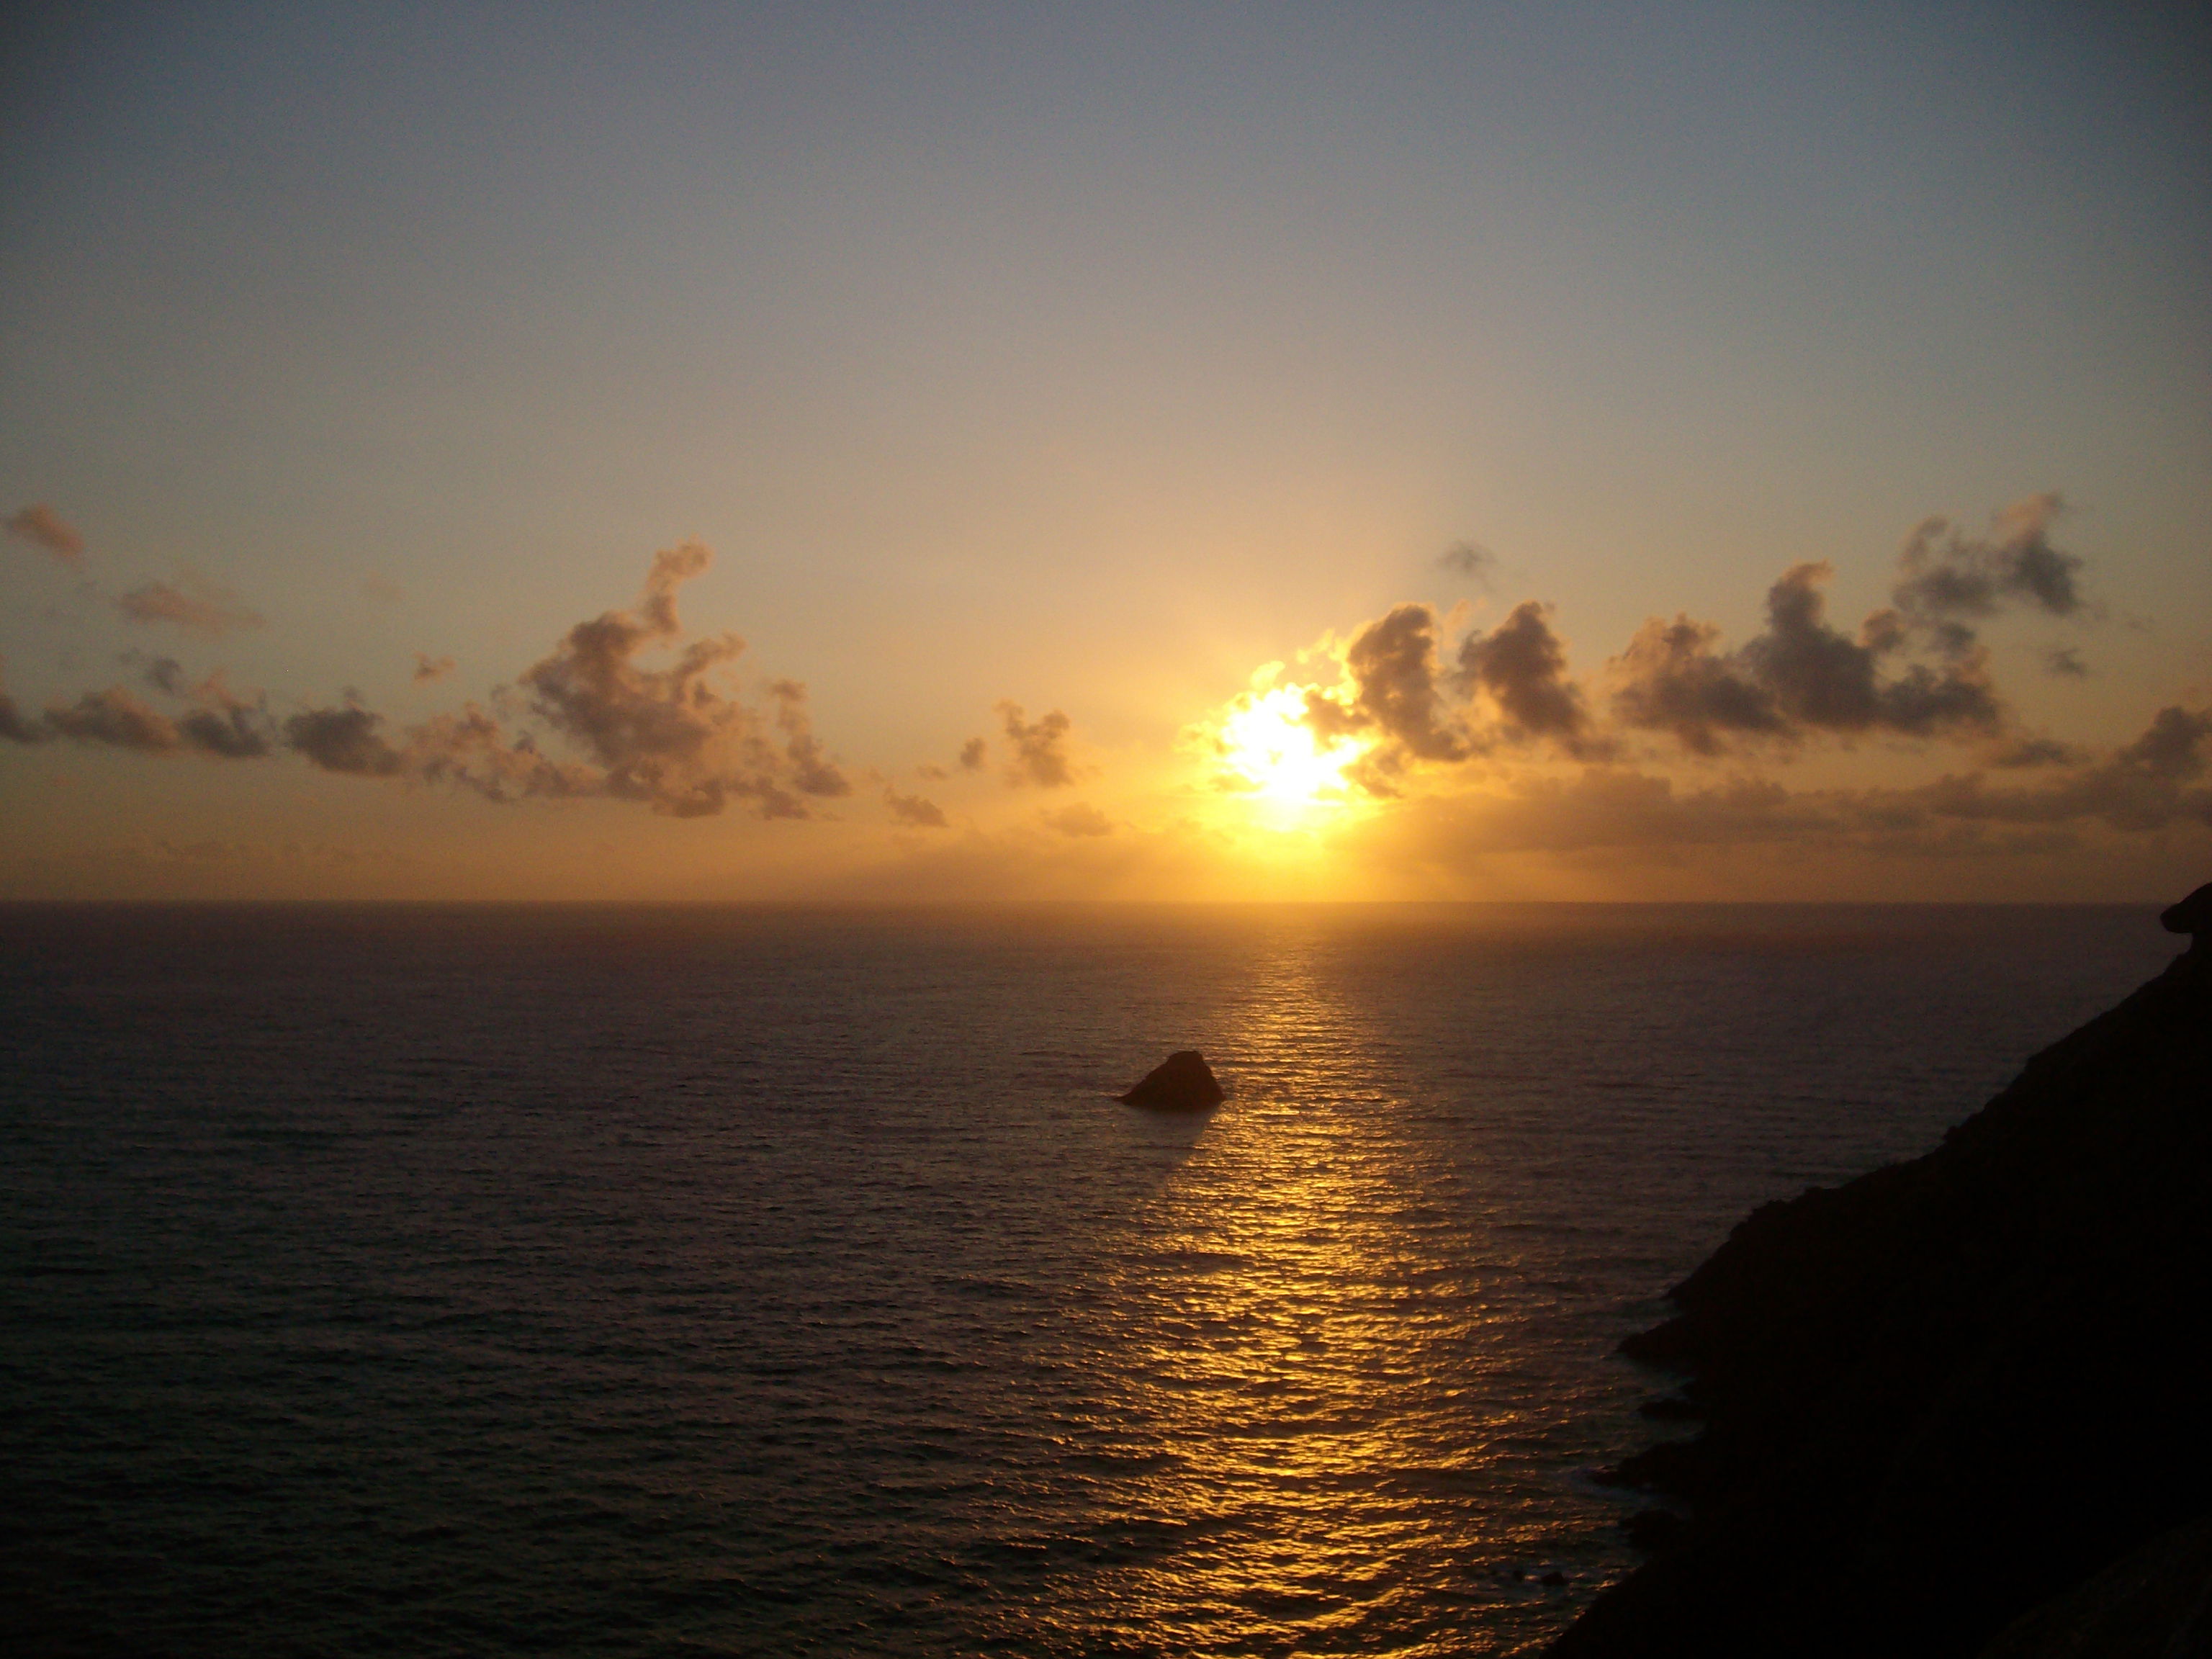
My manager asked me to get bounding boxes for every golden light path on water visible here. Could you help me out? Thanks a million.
[1004,940,1634,1656]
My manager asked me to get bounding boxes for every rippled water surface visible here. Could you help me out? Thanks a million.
[0,903,2176,1655]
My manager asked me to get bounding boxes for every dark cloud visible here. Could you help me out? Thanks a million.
[768,679,852,802]
[1044,801,1113,837]
[1891,493,2083,639]
[115,575,263,637]
[1305,601,1605,789]
[1609,614,1785,754]
[1888,706,2211,836]
[884,788,949,828]
[1455,601,1605,755]
[141,657,191,697]
[5,503,85,565]
[413,653,456,684]
[1605,497,2092,756]
[175,706,274,759]
[1755,562,2002,734]
[2045,646,2089,678]
[1986,735,2083,769]
[958,737,988,771]
[5,658,274,759]
[1611,563,2001,752]
[0,696,37,744]
[284,704,405,776]
[1437,540,1496,585]
[997,701,1077,788]
[1,662,49,745]
[1367,768,1811,860]
[1303,604,1472,793]
[397,706,598,803]
[46,687,184,754]
[1357,707,2211,868]
[2122,704,2210,780]
[138,662,276,757]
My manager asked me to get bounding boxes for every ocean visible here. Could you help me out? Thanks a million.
[0,902,2178,1657]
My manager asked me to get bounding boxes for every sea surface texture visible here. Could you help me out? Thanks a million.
[0,903,2177,1657]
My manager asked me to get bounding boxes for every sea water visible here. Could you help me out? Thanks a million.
[0,903,2176,1656]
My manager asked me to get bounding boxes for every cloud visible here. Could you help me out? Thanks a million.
[1044,801,1113,837]
[1985,734,2083,769]
[282,697,592,801]
[5,504,86,565]
[1610,562,2000,753]
[1455,601,1605,755]
[413,653,456,684]
[1364,768,1812,862]
[269,543,853,819]
[996,701,1077,787]
[767,678,850,801]
[1303,603,1472,791]
[2045,646,2089,678]
[514,542,850,818]
[1352,703,2211,873]
[1609,614,1786,754]
[131,660,277,757]
[44,687,183,754]
[114,575,264,637]
[1890,493,2084,642]
[284,704,404,775]
[1756,562,2001,733]
[958,736,989,771]
[0,685,38,744]
[1297,601,1606,791]
[1912,705,2212,834]
[884,788,949,827]
[2,655,275,758]
[1437,540,1496,585]
[9,542,855,823]
[400,705,601,802]
[176,704,276,759]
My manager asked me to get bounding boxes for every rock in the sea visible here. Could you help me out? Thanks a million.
[1119,1050,1224,1110]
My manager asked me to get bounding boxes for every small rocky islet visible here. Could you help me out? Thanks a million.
[1118,1050,1224,1110]
[1549,884,2212,1658]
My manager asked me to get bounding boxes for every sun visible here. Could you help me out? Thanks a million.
[1206,680,1365,819]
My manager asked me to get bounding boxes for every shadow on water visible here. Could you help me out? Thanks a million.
[1118,1099,1220,1143]
[1089,1089,1220,1192]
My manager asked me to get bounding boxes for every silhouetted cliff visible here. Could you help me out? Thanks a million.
[1550,930,2212,1658]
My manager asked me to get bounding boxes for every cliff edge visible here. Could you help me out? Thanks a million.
[1550,920,2212,1658]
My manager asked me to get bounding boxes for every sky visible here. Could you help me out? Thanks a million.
[2,1,2208,901]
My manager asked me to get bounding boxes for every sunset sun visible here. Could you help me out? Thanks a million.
[1207,680,1366,821]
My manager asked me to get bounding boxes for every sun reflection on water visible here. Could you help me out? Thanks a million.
[1021,942,1627,1655]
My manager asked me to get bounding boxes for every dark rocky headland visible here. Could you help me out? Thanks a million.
[1551,898,2212,1658]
